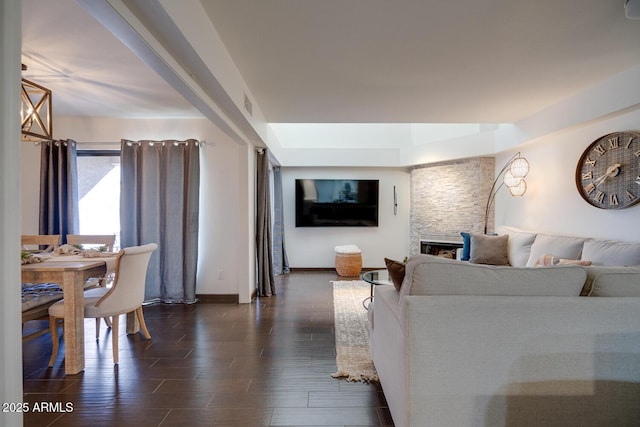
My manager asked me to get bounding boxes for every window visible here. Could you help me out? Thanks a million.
[77,150,121,249]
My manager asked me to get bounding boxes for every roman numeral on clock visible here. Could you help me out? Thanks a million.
[594,145,606,155]
[609,137,619,149]
[610,193,619,206]
[595,191,605,203]
[585,182,596,194]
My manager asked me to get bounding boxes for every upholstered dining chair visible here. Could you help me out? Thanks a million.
[48,243,157,366]
[66,234,116,251]
[65,234,118,296]
[21,234,61,252]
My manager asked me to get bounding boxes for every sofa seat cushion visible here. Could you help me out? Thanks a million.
[581,239,640,266]
[402,255,586,298]
[584,265,640,296]
[526,234,587,267]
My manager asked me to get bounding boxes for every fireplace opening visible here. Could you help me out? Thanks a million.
[420,236,463,259]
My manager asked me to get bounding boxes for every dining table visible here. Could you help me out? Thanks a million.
[21,253,116,375]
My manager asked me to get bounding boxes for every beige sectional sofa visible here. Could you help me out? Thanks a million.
[369,228,640,427]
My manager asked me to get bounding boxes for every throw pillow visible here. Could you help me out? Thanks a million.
[469,233,509,265]
[384,258,405,291]
[503,229,537,267]
[535,254,592,267]
[526,234,586,267]
[460,232,471,261]
[581,239,640,266]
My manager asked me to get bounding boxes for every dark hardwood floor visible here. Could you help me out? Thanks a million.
[22,271,393,427]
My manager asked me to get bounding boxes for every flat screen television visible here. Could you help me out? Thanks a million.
[295,179,379,227]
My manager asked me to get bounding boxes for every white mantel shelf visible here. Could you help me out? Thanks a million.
[420,234,464,245]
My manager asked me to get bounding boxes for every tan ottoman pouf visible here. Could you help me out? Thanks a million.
[335,244,362,277]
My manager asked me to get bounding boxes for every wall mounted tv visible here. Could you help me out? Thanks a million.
[295,179,379,227]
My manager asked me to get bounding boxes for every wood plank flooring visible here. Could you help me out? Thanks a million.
[22,271,394,427]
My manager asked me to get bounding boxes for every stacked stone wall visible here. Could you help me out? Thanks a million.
[409,157,495,255]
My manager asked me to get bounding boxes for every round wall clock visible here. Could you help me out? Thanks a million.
[575,131,640,209]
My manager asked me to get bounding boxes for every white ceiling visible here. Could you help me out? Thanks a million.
[21,1,640,130]
[21,0,200,118]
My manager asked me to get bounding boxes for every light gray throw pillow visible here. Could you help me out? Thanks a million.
[581,239,640,266]
[526,234,586,267]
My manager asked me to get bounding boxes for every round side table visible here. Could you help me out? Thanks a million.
[360,269,392,310]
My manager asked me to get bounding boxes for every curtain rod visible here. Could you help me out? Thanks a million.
[28,140,207,147]
[123,140,206,147]
[27,140,76,146]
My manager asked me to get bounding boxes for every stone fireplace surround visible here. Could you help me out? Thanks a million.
[410,157,495,256]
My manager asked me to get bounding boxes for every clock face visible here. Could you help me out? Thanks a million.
[575,131,640,209]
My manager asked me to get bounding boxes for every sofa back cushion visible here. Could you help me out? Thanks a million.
[583,266,640,296]
[581,239,640,266]
[526,234,586,267]
[402,255,586,298]
[497,226,537,267]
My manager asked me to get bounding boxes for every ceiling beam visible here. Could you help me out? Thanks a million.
[77,0,256,147]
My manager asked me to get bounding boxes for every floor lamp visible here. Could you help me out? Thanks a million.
[484,152,529,234]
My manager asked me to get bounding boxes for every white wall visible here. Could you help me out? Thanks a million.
[21,142,40,234]
[21,116,254,297]
[495,107,640,242]
[282,167,411,268]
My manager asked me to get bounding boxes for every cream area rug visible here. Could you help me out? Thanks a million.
[331,280,379,383]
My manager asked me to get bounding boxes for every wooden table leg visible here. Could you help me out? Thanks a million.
[62,270,85,375]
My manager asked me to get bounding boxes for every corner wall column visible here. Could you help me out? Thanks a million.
[0,0,25,425]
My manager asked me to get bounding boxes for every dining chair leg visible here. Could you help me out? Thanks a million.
[103,317,112,328]
[95,318,101,339]
[111,315,119,364]
[49,316,59,367]
[136,306,152,340]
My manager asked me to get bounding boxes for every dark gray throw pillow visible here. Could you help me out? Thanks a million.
[469,233,509,265]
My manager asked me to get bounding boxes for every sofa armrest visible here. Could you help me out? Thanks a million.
[401,295,640,427]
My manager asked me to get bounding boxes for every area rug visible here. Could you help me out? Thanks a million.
[331,280,379,383]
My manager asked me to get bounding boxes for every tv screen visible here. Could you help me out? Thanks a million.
[295,179,379,227]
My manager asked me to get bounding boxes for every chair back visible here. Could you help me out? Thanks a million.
[21,234,61,252]
[66,234,116,251]
[94,243,157,314]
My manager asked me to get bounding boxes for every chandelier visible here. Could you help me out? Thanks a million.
[21,64,52,141]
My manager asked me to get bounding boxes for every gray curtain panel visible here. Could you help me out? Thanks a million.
[272,167,289,275]
[256,149,276,296]
[120,139,200,304]
[39,139,79,239]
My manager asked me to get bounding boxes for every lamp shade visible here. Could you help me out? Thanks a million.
[509,157,529,178]
[508,179,527,196]
[502,170,522,188]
